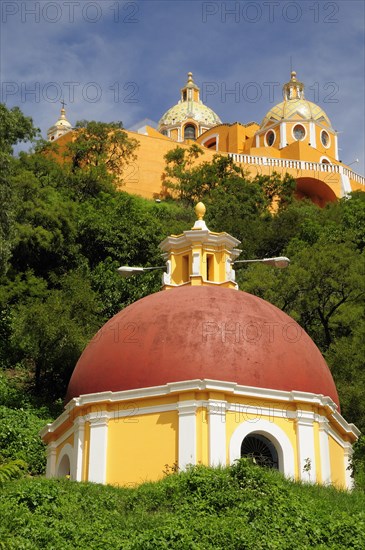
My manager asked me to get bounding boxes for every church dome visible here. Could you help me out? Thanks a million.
[66,285,339,407]
[158,72,222,130]
[261,71,332,128]
[47,105,72,141]
[159,99,222,127]
[53,106,72,129]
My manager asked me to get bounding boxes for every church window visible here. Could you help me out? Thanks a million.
[184,124,196,140]
[241,434,278,469]
[293,124,305,141]
[265,130,275,146]
[321,130,330,147]
[182,255,189,283]
[206,254,214,281]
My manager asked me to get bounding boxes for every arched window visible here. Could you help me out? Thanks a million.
[265,130,276,147]
[184,124,196,140]
[240,433,279,469]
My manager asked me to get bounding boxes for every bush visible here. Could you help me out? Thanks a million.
[0,406,47,475]
[0,462,364,549]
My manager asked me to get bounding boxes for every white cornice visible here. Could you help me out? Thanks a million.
[42,379,360,441]
[159,231,241,253]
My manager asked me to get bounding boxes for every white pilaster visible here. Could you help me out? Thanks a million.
[334,134,339,161]
[87,412,109,484]
[279,122,287,149]
[192,251,200,276]
[255,133,260,147]
[343,442,354,490]
[46,442,57,478]
[208,400,227,467]
[177,401,197,469]
[309,122,316,148]
[74,416,86,482]
[318,418,331,485]
[296,411,316,483]
[340,169,352,196]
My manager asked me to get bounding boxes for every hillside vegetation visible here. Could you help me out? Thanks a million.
[1,460,365,549]
[0,103,364,492]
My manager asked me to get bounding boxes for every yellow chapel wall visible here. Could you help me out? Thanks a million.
[120,130,217,199]
[328,435,346,488]
[106,410,178,486]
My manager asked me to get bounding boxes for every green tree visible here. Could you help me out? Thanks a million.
[0,104,39,274]
[64,120,139,198]
[7,166,78,278]
[162,144,204,203]
[10,271,102,397]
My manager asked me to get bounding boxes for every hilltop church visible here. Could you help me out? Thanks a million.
[46,70,364,205]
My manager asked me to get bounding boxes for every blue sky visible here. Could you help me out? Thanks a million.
[1,0,364,173]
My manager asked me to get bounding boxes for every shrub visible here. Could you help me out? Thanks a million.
[0,406,47,475]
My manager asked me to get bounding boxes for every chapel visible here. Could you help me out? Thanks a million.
[41,204,360,489]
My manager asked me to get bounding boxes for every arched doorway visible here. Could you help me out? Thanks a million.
[229,419,296,478]
[57,454,70,477]
[240,433,279,469]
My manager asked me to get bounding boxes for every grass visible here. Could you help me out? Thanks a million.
[0,460,364,549]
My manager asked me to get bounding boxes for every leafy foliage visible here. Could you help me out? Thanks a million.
[63,120,139,199]
[0,406,47,475]
[0,461,364,548]
[0,459,27,483]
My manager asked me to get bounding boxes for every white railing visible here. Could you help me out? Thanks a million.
[228,153,365,186]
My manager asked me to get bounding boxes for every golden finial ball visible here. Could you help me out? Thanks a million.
[195,202,206,220]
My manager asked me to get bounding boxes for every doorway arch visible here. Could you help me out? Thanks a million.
[56,443,74,478]
[240,433,279,469]
[229,419,295,478]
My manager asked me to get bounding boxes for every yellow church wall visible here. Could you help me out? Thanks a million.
[250,144,281,158]
[119,130,216,199]
[106,395,178,419]
[328,435,346,488]
[198,123,259,155]
[314,127,336,159]
[350,178,365,192]
[170,129,178,141]
[106,410,178,486]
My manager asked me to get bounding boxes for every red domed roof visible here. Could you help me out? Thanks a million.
[66,286,339,406]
